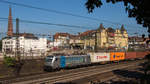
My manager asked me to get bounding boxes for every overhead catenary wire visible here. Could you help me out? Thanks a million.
[20,20,91,29]
[0,17,92,30]
[0,17,147,37]
[0,0,147,37]
[0,0,146,29]
[0,0,107,21]
[0,19,145,38]
[0,32,141,39]
[0,19,146,37]
[0,17,91,36]
[0,17,147,33]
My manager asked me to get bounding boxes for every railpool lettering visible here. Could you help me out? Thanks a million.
[96,56,107,59]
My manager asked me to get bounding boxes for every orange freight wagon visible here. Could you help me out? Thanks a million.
[110,52,125,61]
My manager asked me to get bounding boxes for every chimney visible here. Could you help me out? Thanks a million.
[7,6,13,36]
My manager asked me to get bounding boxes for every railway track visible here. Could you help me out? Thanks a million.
[0,60,145,84]
[72,63,143,84]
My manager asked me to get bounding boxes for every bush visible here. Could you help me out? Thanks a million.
[128,48,134,52]
[3,56,16,67]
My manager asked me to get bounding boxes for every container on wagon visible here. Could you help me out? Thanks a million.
[89,52,110,63]
[125,52,136,60]
[110,52,125,61]
[136,52,148,59]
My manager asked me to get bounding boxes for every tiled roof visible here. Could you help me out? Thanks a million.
[12,33,35,38]
[54,33,70,39]
[106,27,115,33]
[78,30,96,37]
[69,35,79,39]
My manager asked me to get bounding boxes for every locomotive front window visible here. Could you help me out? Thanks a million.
[45,56,53,62]
[45,59,53,62]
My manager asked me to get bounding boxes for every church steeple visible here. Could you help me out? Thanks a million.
[98,23,104,31]
[100,23,104,29]
[7,6,13,36]
[121,25,125,31]
[120,24,126,34]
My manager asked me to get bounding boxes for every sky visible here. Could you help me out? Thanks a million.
[0,0,148,37]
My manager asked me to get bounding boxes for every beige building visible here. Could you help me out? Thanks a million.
[53,33,84,49]
[80,24,128,50]
[53,33,70,47]
[52,24,128,50]
[79,30,96,50]
[69,35,84,49]
[114,28,128,49]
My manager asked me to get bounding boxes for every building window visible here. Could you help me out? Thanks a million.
[7,42,10,44]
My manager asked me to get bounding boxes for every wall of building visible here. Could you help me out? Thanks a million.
[82,27,128,50]
[2,36,47,53]
[97,29,110,48]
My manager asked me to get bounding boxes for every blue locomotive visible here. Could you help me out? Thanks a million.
[44,55,91,71]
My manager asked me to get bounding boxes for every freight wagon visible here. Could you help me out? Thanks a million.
[110,52,125,61]
[125,52,137,60]
[136,52,148,59]
[125,51,148,60]
[89,52,110,63]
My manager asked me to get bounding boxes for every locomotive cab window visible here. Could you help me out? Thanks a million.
[45,58,53,62]
[45,56,54,62]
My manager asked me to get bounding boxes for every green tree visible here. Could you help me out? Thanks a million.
[3,55,16,67]
[3,54,24,76]
[85,0,150,33]
[0,40,2,51]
